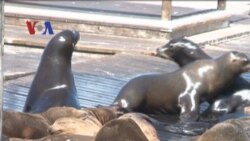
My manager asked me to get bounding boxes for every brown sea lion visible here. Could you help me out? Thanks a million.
[95,113,160,141]
[156,38,250,118]
[8,134,94,141]
[114,51,250,122]
[3,107,117,139]
[48,107,118,137]
[196,117,250,141]
[3,107,87,138]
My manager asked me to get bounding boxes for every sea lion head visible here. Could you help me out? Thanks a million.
[156,38,210,66]
[227,51,250,73]
[48,117,101,136]
[45,30,80,59]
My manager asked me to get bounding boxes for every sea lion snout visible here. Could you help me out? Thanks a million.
[230,51,249,62]
[229,51,250,72]
[156,47,172,60]
[72,30,80,44]
[47,127,63,135]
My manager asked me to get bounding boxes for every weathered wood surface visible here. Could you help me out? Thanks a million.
[5,24,166,55]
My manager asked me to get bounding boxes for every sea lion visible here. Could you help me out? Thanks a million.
[203,90,250,118]
[156,38,210,66]
[156,38,250,117]
[48,107,119,137]
[48,117,102,137]
[196,117,250,141]
[3,111,49,139]
[3,107,118,139]
[3,107,88,139]
[8,134,94,141]
[95,113,160,141]
[23,30,81,113]
[114,51,250,122]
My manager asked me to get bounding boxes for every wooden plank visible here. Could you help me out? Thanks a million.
[4,24,166,55]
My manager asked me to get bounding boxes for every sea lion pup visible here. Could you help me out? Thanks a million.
[23,30,81,113]
[95,113,160,141]
[8,135,94,141]
[3,107,88,139]
[48,107,119,137]
[196,117,250,141]
[156,38,250,117]
[114,51,250,122]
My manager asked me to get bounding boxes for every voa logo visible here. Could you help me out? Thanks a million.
[26,20,54,35]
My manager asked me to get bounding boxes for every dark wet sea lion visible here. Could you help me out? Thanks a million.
[156,38,210,66]
[23,30,81,113]
[114,51,250,122]
[156,38,250,117]
[8,134,94,141]
[95,113,160,141]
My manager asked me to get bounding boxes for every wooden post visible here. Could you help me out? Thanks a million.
[161,0,172,21]
[217,0,227,10]
[0,0,3,138]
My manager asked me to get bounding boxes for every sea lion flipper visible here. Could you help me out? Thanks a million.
[178,90,200,122]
